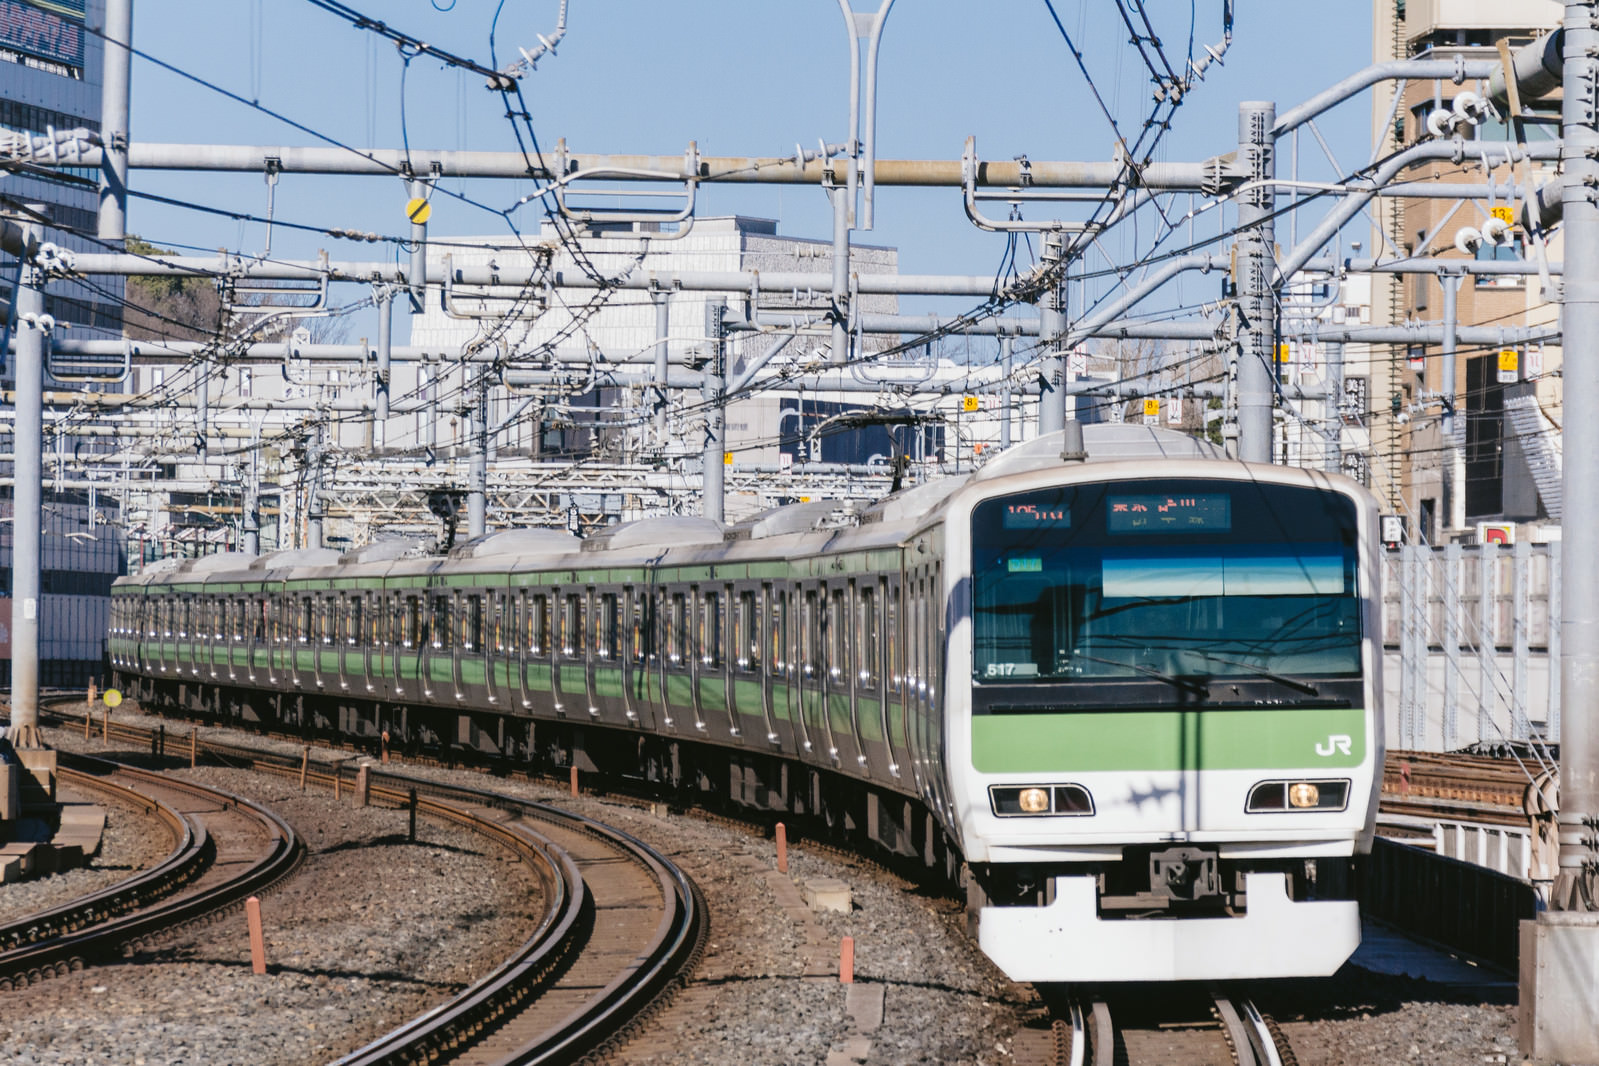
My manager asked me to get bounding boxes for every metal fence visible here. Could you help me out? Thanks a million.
[1382,541,1559,752]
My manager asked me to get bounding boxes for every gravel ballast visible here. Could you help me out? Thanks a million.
[1,702,1528,1064]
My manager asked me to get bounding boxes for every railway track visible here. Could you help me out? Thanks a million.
[1040,988,1293,1066]
[1379,748,1547,827]
[36,698,707,1065]
[0,751,304,990]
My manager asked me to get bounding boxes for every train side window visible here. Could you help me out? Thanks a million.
[669,593,687,664]
[400,596,417,648]
[348,596,362,645]
[598,593,618,660]
[828,586,847,680]
[629,588,647,663]
[530,594,548,655]
[768,589,786,671]
[736,589,757,672]
[702,590,722,668]
[886,583,900,693]
[859,583,879,684]
[431,595,451,650]
[298,598,311,643]
[493,594,505,652]
[802,589,820,675]
[558,593,577,657]
[463,594,483,651]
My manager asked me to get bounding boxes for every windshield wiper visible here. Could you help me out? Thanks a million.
[1068,652,1210,698]
[1191,651,1320,697]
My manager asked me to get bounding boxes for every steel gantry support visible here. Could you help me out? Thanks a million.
[1038,233,1067,434]
[1235,101,1277,463]
[1522,4,1599,1062]
[97,0,131,243]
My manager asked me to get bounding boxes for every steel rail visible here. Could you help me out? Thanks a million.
[38,705,704,1065]
[0,765,202,954]
[0,748,303,989]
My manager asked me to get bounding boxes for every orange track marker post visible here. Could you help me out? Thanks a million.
[776,822,789,873]
[570,764,580,797]
[299,747,309,791]
[245,896,267,974]
[839,936,854,984]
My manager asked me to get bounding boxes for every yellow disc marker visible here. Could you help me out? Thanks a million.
[406,197,432,225]
[103,689,123,708]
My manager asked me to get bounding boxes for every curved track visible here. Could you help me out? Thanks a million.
[40,702,706,1065]
[1039,989,1294,1066]
[0,751,303,990]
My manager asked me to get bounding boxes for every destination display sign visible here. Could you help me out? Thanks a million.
[1106,493,1231,533]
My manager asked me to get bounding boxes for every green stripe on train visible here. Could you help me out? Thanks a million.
[970,707,1367,773]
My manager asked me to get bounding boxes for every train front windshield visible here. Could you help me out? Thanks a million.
[970,479,1361,697]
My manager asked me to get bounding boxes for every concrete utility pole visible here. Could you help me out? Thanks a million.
[1521,4,1599,1062]
[1235,101,1276,464]
[8,208,45,747]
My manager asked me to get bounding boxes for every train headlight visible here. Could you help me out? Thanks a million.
[988,784,1095,817]
[1246,779,1350,813]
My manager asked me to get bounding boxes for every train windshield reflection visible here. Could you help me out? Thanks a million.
[971,479,1361,685]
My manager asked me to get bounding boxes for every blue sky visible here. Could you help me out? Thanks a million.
[121,1,1375,334]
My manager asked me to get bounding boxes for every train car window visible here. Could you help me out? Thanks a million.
[178,598,189,639]
[348,597,363,645]
[431,595,451,650]
[599,593,618,659]
[464,594,483,651]
[802,589,820,674]
[320,597,333,644]
[736,589,757,671]
[628,589,645,663]
[298,598,311,643]
[232,599,244,641]
[768,589,783,672]
[885,583,900,693]
[859,584,879,684]
[669,593,687,664]
[829,586,847,680]
[493,594,505,652]
[400,595,418,648]
[702,590,722,668]
[252,600,265,642]
[530,594,548,655]
[561,593,582,657]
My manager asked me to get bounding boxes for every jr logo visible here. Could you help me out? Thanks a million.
[1315,734,1353,757]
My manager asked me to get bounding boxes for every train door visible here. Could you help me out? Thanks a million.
[525,592,554,713]
[554,590,585,716]
[827,582,861,770]
[798,585,834,762]
[593,589,624,723]
[750,584,781,747]
[510,591,532,709]
[883,574,908,779]
[459,590,483,701]
[857,578,894,780]
[696,585,734,739]
[423,590,451,701]
[621,587,648,728]
[486,591,505,706]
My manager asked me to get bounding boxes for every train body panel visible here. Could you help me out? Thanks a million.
[108,426,1384,984]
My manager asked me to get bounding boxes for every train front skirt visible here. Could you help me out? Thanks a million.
[977,872,1361,982]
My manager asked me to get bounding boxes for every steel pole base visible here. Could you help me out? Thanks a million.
[1520,910,1599,1064]
[7,724,42,749]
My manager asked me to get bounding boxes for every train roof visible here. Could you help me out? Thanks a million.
[118,425,1271,591]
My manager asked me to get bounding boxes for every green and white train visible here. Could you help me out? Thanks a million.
[109,426,1382,983]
